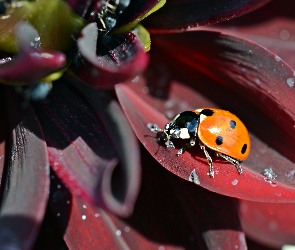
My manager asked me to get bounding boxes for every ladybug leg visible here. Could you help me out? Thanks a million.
[177,137,196,156]
[217,153,243,175]
[199,141,214,178]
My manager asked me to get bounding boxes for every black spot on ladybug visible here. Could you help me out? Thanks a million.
[201,109,214,116]
[241,144,247,154]
[215,136,223,145]
[230,120,236,129]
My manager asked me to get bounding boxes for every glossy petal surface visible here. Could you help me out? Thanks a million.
[0,89,49,250]
[143,0,271,32]
[72,23,149,88]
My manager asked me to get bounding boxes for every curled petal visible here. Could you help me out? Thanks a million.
[143,0,271,32]
[75,83,141,217]
[33,81,138,217]
[0,89,49,250]
[71,23,149,88]
[0,23,66,85]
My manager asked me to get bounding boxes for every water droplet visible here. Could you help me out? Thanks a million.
[124,226,130,232]
[83,205,87,209]
[57,213,60,217]
[82,215,86,220]
[286,78,294,87]
[232,179,238,185]
[115,230,121,236]
[280,30,290,40]
[274,55,281,62]
[94,213,100,217]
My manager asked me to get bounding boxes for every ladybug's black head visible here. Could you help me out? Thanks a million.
[159,121,181,148]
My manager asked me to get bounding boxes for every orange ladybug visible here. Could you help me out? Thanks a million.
[155,108,250,178]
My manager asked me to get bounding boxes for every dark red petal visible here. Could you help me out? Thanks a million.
[71,23,149,88]
[120,150,246,249]
[208,0,295,70]
[239,200,295,248]
[33,81,136,217]
[0,23,66,84]
[50,150,245,249]
[49,174,125,249]
[0,89,49,250]
[116,74,295,202]
[143,0,271,32]
[74,83,141,216]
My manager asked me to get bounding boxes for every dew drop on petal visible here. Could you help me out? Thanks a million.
[280,30,290,40]
[232,179,238,185]
[124,226,130,232]
[82,215,86,220]
[274,55,281,62]
[287,78,294,87]
[94,213,100,217]
[115,230,121,236]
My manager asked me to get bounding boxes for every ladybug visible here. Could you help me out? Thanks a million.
[151,108,250,178]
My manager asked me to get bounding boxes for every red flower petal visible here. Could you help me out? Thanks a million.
[121,150,247,249]
[0,89,49,250]
[33,81,139,217]
[143,0,271,32]
[74,83,141,217]
[0,23,66,84]
[50,150,246,249]
[71,23,149,88]
[209,0,295,69]
[50,175,125,249]
[239,200,295,248]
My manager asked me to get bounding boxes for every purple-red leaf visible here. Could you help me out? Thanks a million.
[143,0,271,32]
[71,23,149,88]
[0,23,66,85]
[33,81,137,217]
[239,200,295,248]
[0,89,49,250]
